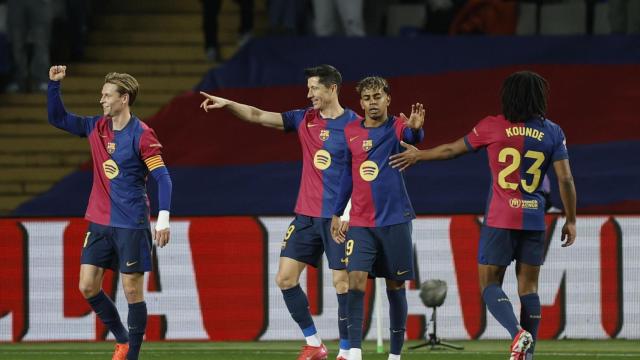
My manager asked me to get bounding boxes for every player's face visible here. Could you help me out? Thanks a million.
[360,87,390,121]
[307,76,336,111]
[100,83,127,117]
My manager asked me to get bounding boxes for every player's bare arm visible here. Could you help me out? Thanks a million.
[553,159,577,247]
[400,103,425,129]
[49,65,67,81]
[389,137,468,171]
[199,91,284,129]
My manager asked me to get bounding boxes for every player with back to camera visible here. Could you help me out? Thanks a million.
[389,71,577,360]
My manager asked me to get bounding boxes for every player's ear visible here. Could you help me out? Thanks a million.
[122,93,129,105]
[360,98,365,110]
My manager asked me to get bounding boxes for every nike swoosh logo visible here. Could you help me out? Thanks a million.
[350,136,359,142]
[396,270,409,275]
[126,261,138,267]
[307,123,319,127]
[339,317,348,321]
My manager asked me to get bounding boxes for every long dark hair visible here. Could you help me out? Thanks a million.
[501,71,549,123]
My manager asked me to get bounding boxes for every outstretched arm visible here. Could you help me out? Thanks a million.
[199,91,284,129]
[389,137,468,171]
[553,159,577,247]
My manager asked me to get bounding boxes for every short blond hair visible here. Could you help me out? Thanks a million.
[104,72,139,106]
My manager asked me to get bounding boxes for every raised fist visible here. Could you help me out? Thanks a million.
[49,65,67,81]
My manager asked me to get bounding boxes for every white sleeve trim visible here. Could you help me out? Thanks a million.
[340,199,352,222]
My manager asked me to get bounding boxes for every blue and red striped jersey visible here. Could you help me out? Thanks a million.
[464,114,569,230]
[48,80,165,229]
[335,115,424,227]
[282,107,359,218]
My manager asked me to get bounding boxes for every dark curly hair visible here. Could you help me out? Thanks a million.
[501,71,549,123]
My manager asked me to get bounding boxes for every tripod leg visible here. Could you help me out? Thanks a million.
[439,341,464,350]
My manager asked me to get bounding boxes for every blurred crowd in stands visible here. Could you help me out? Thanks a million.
[0,0,638,93]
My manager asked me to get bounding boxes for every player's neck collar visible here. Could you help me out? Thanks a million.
[319,105,345,120]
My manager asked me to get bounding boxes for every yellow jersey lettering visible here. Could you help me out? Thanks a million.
[505,126,545,142]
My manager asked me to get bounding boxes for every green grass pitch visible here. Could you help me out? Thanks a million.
[1,340,639,359]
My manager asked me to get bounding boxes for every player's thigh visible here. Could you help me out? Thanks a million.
[80,222,117,271]
[345,227,378,274]
[376,222,414,281]
[477,226,516,266]
[514,230,546,266]
[113,227,153,273]
[280,215,324,267]
[319,218,347,270]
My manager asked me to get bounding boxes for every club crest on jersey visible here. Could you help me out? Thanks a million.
[359,160,379,181]
[106,142,116,154]
[319,129,330,141]
[313,149,331,170]
[102,159,120,180]
[362,139,373,151]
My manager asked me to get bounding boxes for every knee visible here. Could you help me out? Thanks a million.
[122,284,142,302]
[348,272,367,292]
[386,280,405,291]
[78,282,99,299]
[275,272,298,290]
[518,283,538,297]
[333,278,349,294]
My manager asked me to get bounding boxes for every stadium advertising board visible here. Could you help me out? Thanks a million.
[1,215,638,342]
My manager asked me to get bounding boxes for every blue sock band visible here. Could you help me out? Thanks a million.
[87,291,128,344]
[282,285,316,336]
[387,288,407,355]
[127,301,147,360]
[482,284,520,339]
[337,293,349,349]
[520,293,541,355]
[347,290,365,349]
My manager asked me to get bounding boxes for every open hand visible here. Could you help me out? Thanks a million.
[400,103,425,130]
[389,141,421,171]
